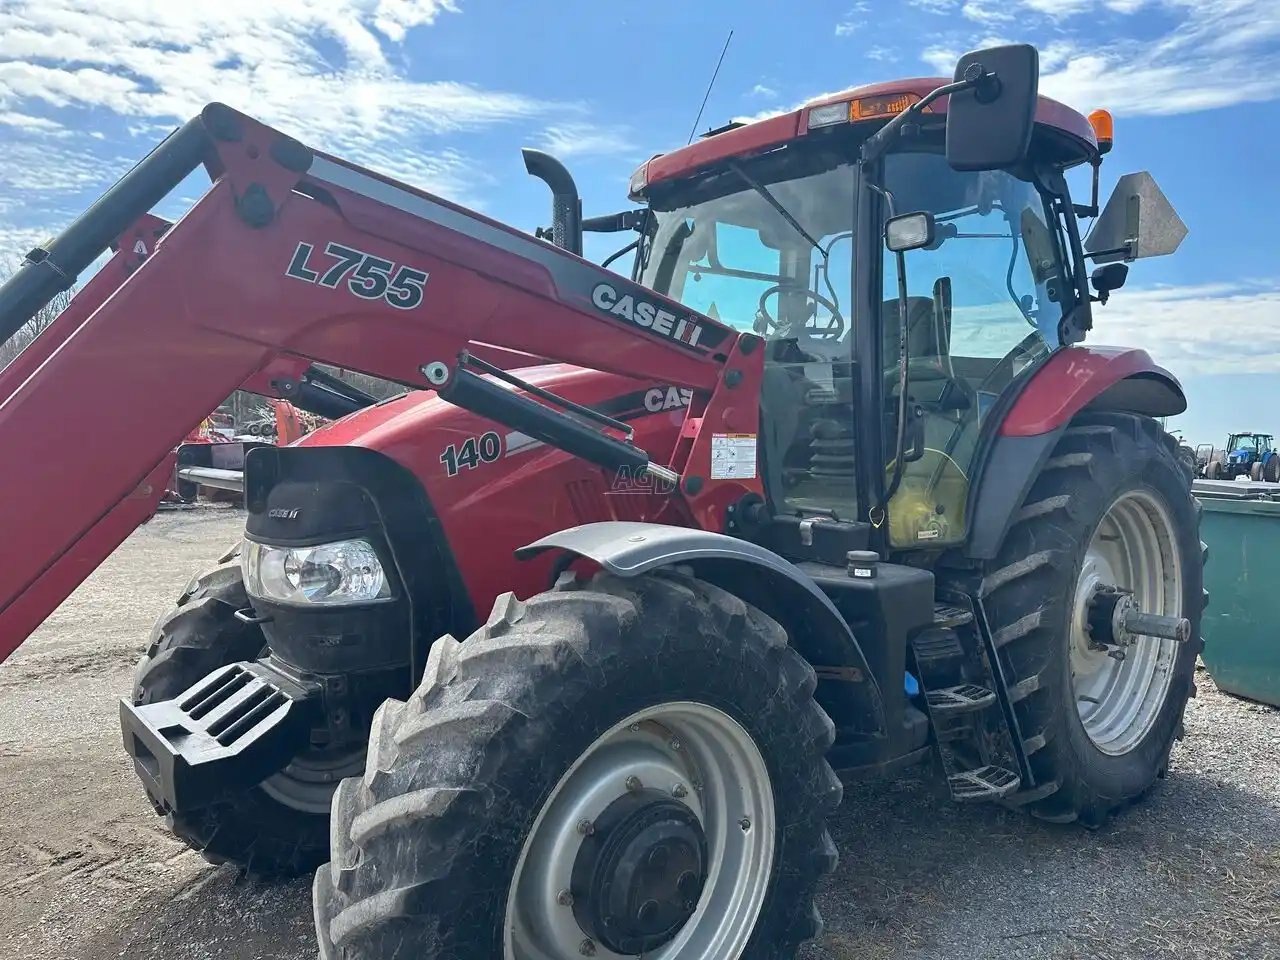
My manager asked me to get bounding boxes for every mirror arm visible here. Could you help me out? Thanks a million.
[861,75,981,163]
[583,210,648,234]
[1084,245,1134,262]
[1072,158,1102,219]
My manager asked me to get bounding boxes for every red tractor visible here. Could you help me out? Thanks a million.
[0,46,1199,960]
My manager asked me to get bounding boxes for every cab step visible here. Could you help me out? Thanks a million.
[926,683,998,716]
[948,765,1021,802]
[933,602,974,629]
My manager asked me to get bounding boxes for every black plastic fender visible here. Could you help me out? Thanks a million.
[518,521,887,737]
[965,429,1065,560]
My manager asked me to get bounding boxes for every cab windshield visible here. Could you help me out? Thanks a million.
[639,147,854,341]
[638,141,1073,545]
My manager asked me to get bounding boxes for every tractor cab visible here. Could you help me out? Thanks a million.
[627,52,1184,552]
[1228,432,1272,459]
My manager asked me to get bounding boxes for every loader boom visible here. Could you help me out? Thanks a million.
[0,104,759,663]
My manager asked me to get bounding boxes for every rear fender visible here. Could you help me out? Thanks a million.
[967,346,1185,559]
[999,346,1185,437]
[518,521,887,737]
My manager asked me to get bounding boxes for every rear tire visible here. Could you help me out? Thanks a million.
[314,570,840,960]
[980,414,1203,826]
[1265,455,1280,483]
[1250,461,1263,481]
[132,561,334,876]
[1206,460,1222,480]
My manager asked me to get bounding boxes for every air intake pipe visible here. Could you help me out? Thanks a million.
[522,148,582,257]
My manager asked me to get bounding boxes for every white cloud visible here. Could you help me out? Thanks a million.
[963,0,1014,24]
[1018,0,1153,14]
[835,1,869,36]
[0,142,131,194]
[866,46,898,62]
[1095,282,1280,376]
[0,0,582,241]
[750,83,778,99]
[919,0,1280,116]
[1017,0,1097,14]
[0,111,65,133]
[909,0,958,10]
[535,124,635,160]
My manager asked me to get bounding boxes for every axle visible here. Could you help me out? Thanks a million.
[1088,586,1191,648]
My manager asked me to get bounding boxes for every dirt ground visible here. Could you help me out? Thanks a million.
[1,506,1276,960]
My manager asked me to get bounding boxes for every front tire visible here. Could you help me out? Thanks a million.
[314,570,840,960]
[132,561,339,876]
[980,414,1203,825]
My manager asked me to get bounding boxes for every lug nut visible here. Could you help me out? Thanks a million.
[672,783,689,799]
[577,819,595,836]
[647,847,668,870]
[669,737,682,750]
[630,723,641,732]
[557,889,574,906]
[637,900,659,924]
[625,775,642,792]
[739,817,752,831]
[579,938,596,956]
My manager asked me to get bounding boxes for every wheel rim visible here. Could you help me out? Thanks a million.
[1070,490,1183,756]
[259,747,364,814]
[504,702,775,960]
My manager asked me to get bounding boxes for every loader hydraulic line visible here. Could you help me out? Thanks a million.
[0,103,753,664]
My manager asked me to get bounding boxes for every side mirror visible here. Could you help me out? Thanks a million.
[945,44,1039,172]
[885,212,936,253]
[1084,171,1188,264]
[1090,263,1129,304]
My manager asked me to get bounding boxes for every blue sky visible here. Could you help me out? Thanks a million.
[0,0,1276,446]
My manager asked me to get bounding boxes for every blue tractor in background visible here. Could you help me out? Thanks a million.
[1205,432,1280,481]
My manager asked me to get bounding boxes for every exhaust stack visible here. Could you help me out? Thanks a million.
[522,148,583,256]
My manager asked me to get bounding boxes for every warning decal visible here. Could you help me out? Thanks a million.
[710,433,758,480]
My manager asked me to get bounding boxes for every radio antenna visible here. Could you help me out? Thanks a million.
[687,30,734,145]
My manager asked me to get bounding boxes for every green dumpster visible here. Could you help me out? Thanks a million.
[1196,491,1280,707]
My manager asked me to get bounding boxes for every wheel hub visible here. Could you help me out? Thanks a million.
[1086,585,1135,656]
[571,788,707,954]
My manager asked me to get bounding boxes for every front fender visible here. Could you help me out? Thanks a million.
[518,521,886,737]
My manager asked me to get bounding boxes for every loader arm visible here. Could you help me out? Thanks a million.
[0,104,761,663]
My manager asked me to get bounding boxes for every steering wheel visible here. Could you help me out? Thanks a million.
[754,285,845,340]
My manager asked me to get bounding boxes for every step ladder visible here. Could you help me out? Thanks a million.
[912,603,1021,803]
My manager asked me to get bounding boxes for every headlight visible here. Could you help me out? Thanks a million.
[241,538,391,606]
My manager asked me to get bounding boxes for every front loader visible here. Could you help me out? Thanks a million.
[0,44,1201,960]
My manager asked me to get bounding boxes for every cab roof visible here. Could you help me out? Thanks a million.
[630,77,1099,198]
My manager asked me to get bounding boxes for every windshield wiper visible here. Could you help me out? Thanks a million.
[726,159,828,257]
[725,158,844,327]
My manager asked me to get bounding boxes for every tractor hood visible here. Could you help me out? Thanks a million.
[288,364,697,613]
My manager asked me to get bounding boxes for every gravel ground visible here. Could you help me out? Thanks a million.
[1,505,1276,959]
